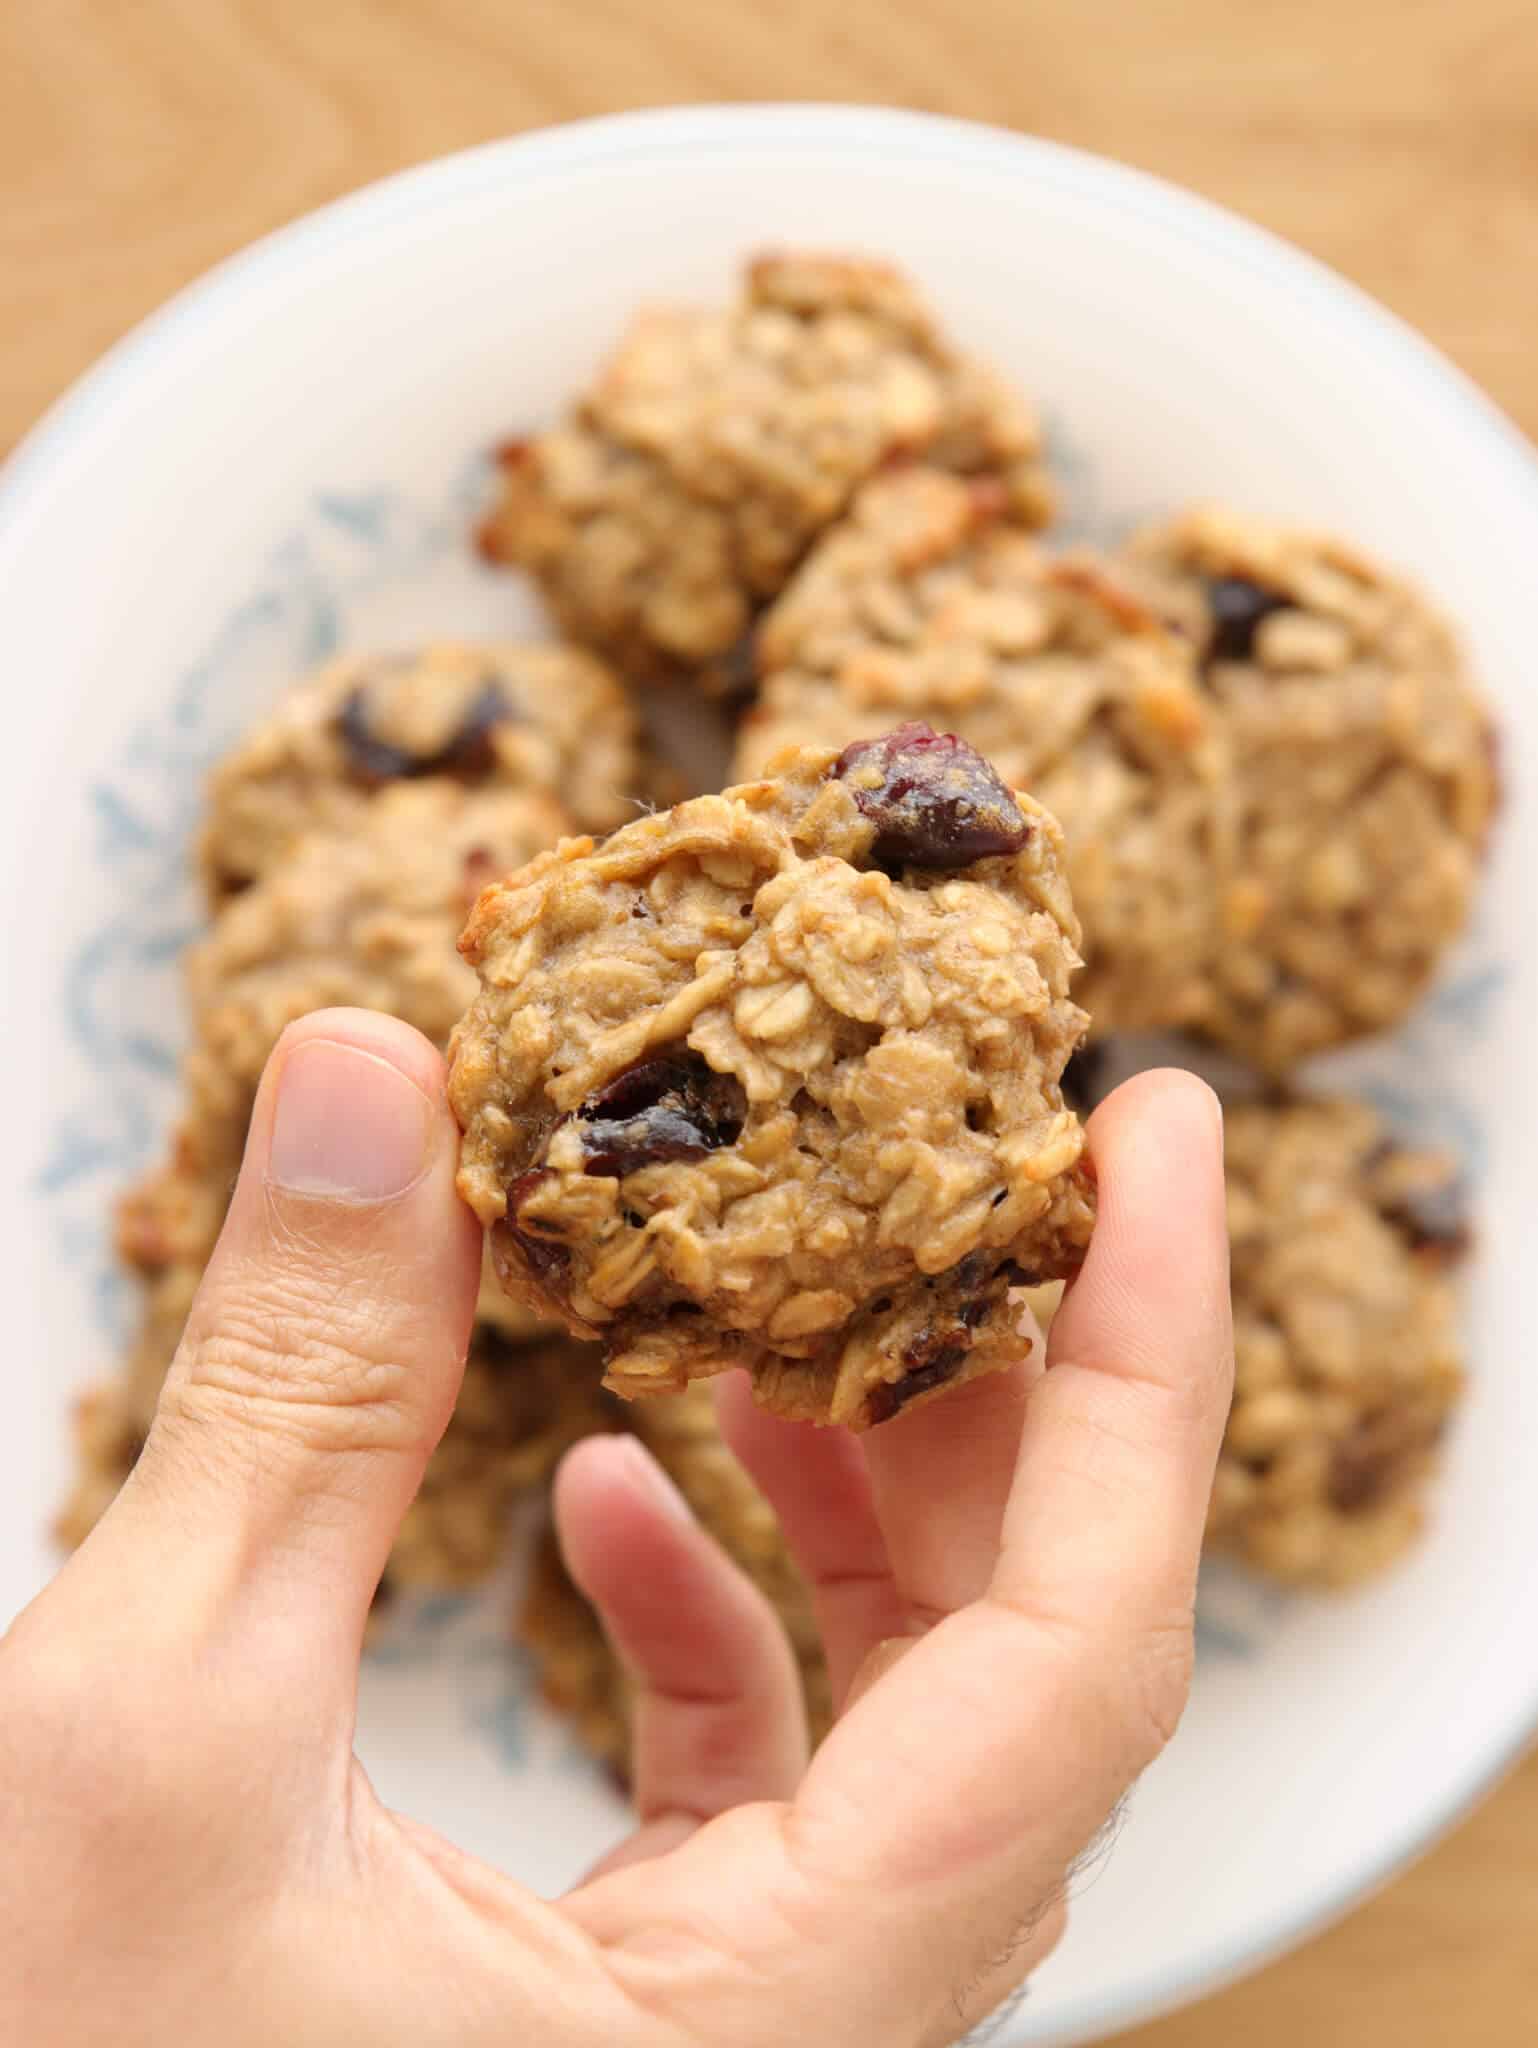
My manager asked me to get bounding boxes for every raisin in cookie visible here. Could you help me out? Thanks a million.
[185,780,568,1174]
[451,728,1095,1429]
[1210,1095,1468,1587]
[1124,508,1497,1068]
[480,252,1052,682]
[735,468,1231,1035]
[201,642,636,903]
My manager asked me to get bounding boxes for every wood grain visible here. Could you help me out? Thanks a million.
[3,3,1536,2040]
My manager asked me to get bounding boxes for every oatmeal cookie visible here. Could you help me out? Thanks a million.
[1124,508,1497,1067]
[451,728,1095,1429]
[479,252,1053,681]
[201,643,637,902]
[1210,1095,1469,1586]
[115,1140,231,1275]
[735,469,1231,1036]
[185,780,568,1173]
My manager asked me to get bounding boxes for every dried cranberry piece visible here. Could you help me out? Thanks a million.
[1382,1175,1471,1266]
[867,1341,971,1426]
[833,722,1029,870]
[1363,1138,1471,1266]
[1203,577,1290,665]
[1327,1411,1437,1514]
[905,1335,970,1385]
[1327,1434,1387,1514]
[1001,1260,1043,1288]
[338,675,515,786]
[504,1168,572,1289]
[864,1248,1052,1421]
[578,1051,745,1177]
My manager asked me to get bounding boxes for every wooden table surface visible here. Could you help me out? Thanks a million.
[4,4,1536,2041]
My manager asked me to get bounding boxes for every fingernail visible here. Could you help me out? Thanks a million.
[618,1437,697,1527]
[267,1039,434,1200]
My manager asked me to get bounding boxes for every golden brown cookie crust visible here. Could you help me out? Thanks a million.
[184,780,568,1173]
[201,642,636,902]
[736,468,1232,1036]
[1124,507,1497,1068]
[1210,1095,1468,1586]
[451,734,1094,1428]
[479,252,1053,682]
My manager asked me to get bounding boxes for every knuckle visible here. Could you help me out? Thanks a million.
[171,1264,428,1461]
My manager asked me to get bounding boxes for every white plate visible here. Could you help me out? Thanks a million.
[1,106,1534,2046]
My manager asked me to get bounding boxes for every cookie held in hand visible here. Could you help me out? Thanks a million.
[450,727,1095,1428]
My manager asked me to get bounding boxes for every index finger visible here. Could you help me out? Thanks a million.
[790,1069,1231,1907]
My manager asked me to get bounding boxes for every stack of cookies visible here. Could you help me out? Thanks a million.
[61,252,1498,1776]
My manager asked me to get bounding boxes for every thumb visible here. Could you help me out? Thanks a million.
[95,1008,481,1672]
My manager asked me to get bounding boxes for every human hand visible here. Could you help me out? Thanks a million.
[0,1008,1230,2047]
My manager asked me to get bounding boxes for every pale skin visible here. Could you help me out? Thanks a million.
[0,1008,1232,2048]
